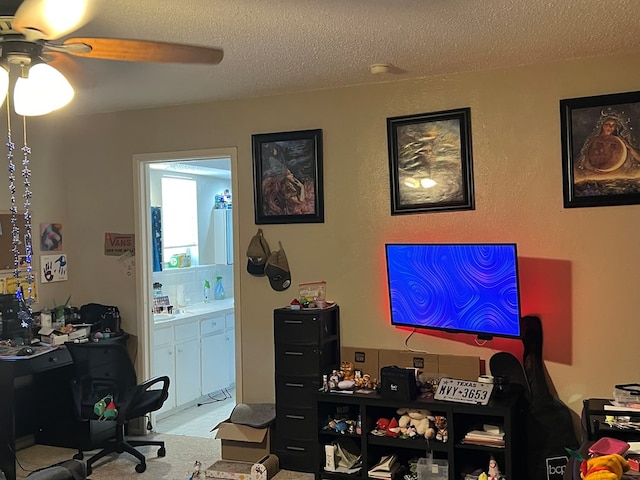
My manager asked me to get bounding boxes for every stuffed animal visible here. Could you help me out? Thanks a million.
[580,453,629,479]
[434,415,448,442]
[396,408,435,439]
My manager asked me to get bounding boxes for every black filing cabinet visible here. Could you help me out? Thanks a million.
[273,305,340,472]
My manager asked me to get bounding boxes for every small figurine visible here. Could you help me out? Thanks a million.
[340,361,355,380]
[488,455,500,480]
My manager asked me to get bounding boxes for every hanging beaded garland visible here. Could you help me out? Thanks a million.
[5,96,35,327]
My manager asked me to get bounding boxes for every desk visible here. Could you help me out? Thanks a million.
[583,398,640,441]
[0,347,72,480]
[0,346,115,480]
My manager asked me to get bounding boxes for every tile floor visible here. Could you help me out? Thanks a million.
[154,388,236,438]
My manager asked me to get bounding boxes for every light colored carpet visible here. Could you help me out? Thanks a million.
[15,434,314,480]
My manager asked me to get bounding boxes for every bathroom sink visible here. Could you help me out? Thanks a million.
[153,313,175,323]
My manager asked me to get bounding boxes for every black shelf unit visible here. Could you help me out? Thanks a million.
[315,390,525,480]
[583,398,640,442]
[273,305,341,472]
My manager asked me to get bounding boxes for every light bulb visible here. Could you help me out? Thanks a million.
[14,63,74,116]
[14,0,92,40]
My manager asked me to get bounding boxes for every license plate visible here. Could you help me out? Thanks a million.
[434,377,493,405]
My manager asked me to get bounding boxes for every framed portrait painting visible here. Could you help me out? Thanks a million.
[252,129,324,224]
[560,90,640,208]
[387,108,475,215]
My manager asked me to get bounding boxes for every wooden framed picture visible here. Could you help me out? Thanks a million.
[387,108,474,215]
[560,90,640,208]
[251,129,324,224]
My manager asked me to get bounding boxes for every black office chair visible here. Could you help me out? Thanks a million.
[65,341,170,475]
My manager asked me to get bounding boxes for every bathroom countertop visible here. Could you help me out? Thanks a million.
[153,298,234,325]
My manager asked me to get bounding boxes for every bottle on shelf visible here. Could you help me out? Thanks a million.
[214,276,225,300]
[204,279,211,302]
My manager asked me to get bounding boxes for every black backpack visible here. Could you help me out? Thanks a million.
[78,303,122,334]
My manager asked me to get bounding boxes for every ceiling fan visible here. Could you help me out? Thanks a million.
[0,0,224,115]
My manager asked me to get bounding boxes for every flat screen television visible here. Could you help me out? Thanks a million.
[385,243,522,339]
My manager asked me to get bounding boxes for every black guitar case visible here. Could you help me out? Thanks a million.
[521,315,579,480]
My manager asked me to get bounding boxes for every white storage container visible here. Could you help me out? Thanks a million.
[417,458,448,480]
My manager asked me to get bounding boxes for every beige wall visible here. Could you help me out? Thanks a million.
[14,52,640,414]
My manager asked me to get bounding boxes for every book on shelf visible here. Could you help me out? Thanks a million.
[464,429,505,440]
[462,437,505,447]
[367,454,399,478]
[462,429,505,447]
[368,461,400,479]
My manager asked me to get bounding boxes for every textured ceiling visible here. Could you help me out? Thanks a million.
[5,0,640,115]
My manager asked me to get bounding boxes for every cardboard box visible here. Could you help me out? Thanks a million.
[438,354,480,381]
[205,454,279,479]
[378,349,439,376]
[214,422,272,463]
[341,346,379,378]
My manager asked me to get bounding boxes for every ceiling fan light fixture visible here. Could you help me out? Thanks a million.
[14,0,92,40]
[0,62,8,109]
[14,63,74,116]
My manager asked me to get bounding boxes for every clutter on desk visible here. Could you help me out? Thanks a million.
[39,323,92,345]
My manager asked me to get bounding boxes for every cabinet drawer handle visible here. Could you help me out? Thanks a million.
[284,351,303,356]
[285,383,304,388]
[285,446,306,452]
[285,414,305,420]
[283,320,303,324]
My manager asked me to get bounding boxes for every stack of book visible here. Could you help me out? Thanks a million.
[368,454,400,479]
[461,425,505,448]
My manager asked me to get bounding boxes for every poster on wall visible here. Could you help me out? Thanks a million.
[40,223,63,251]
[4,276,38,302]
[104,233,135,256]
[40,254,68,283]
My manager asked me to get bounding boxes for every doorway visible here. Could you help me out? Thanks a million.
[133,147,240,438]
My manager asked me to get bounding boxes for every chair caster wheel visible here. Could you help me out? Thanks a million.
[135,463,146,473]
[73,453,83,460]
[158,446,166,457]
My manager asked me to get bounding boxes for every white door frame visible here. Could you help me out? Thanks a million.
[132,147,242,405]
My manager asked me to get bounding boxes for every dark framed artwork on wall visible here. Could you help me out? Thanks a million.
[560,90,640,208]
[387,108,475,215]
[252,129,324,224]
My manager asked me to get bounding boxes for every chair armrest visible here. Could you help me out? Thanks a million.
[119,375,171,415]
[139,375,171,392]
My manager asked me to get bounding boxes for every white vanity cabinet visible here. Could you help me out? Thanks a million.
[200,314,226,395]
[152,303,235,419]
[174,321,201,406]
[153,325,177,416]
[225,312,235,388]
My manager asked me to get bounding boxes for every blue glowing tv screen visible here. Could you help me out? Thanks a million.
[385,243,522,339]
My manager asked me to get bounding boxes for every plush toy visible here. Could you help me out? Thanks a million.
[434,415,448,442]
[386,417,401,437]
[396,408,435,439]
[580,453,629,479]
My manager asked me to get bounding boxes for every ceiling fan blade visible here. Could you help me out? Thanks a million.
[13,0,95,40]
[62,38,224,65]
